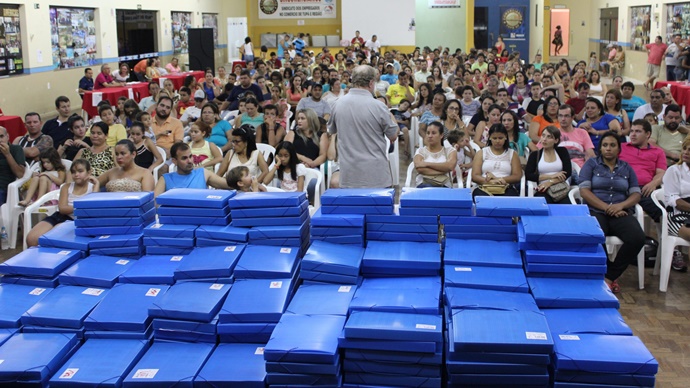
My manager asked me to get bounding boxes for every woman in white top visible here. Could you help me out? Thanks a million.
[25,159,99,247]
[217,124,269,182]
[663,137,690,243]
[525,125,572,203]
[587,70,605,98]
[112,63,131,83]
[472,123,523,197]
[414,121,457,188]
[241,36,254,63]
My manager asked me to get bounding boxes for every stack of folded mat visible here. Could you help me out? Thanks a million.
[0,283,54,328]
[311,209,366,246]
[72,192,156,257]
[156,188,235,226]
[0,246,82,287]
[148,281,230,343]
[320,188,395,216]
[143,223,197,256]
[229,191,311,254]
[195,224,250,247]
[362,240,441,277]
[37,221,91,252]
[173,244,246,284]
[0,333,80,386]
[300,240,365,284]
[124,341,215,386]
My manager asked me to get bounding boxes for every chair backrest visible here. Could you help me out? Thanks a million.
[651,188,668,236]
[155,146,167,163]
[568,186,581,205]
[404,162,416,188]
[60,159,72,172]
[256,143,276,166]
[265,186,286,192]
[302,168,323,208]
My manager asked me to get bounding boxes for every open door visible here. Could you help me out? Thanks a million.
[550,9,570,57]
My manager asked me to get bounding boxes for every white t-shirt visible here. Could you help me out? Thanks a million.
[415,145,456,187]
[365,40,381,53]
[280,163,307,192]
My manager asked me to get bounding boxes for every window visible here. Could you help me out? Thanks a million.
[203,13,218,48]
[0,4,23,76]
[630,6,651,51]
[49,7,97,69]
[171,11,191,54]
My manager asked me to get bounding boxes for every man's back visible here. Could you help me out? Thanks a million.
[42,118,71,148]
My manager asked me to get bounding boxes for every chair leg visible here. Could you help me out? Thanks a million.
[637,250,645,290]
[8,211,19,250]
[659,241,676,292]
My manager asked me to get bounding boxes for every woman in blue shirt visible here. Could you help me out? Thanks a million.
[577,97,621,149]
[200,103,232,153]
[579,131,645,293]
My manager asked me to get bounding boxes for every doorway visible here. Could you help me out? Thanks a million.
[116,9,158,76]
[474,7,489,50]
[600,8,618,62]
[550,9,570,57]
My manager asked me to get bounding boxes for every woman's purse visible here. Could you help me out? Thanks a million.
[478,183,508,195]
[546,181,570,202]
[422,174,451,187]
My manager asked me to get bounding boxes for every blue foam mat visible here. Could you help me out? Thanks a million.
[519,216,605,244]
[231,211,309,227]
[74,207,155,227]
[321,188,394,206]
[87,233,143,249]
[174,245,246,279]
[194,343,266,387]
[440,215,513,225]
[300,270,360,285]
[399,207,473,216]
[445,239,522,268]
[349,286,441,315]
[154,329,217,343]
[153,315,217,334]
[528,277,620,309]
[548,204,591,216]
[554,370,655,386]
[0,284,53,328]
[146,246,192,255]
[339,334,441,353]
[21,285,108,329]
[444,287,539,312]
[85,326,153,340]
[310,226,365,236]
[74,192,153,208]
[75,224,150,237]
[74,200,155,218]
[322,205,395,215]
[474,196,549,217]
[231,201,309,218]
[233,245,300,279]
[345,349,442,365]
[445,265,529,293]
[264,314,346,364]
[0,333,79,383]
[553,334,658,375]
[157,205,230,217]
[37,221,91,251]
[156,188,236,208]
[228,191,306,209]
[311,235,365,245]
[345,311,443,342]
[446,360,547,374]
[344,373,440,387]
[544,309,633,336]
[523,245,608,265]
[366,214,438,225]
[310,210,367,229]
[447,372,549,385]
[400,187,473,208]
[525,261,607,275]
[123,341,215,386]
[267,354,341,375]
[118,255,185,285]
[0,247,83,278]
[362,276,442,290]
[58,255,135,288]
[158,214,231,226]
[344,359,441,377]
[367,231,438,243]
[219,278,296,323]
[194,225,250,242]
[444,224,517,234]
[148,282,230,323]
[0,275,60,288]
[286,283,356,315]
[362,241,441,271]
[143,235,195,247]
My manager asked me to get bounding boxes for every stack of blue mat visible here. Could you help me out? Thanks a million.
[123,341,215,386]
[229,191,311,254]
[143,223,197,255]
[72,192,155,257]
[311,209,366,246]
[0,333,80,386]
[195,343,267,387]
[0,246,82,287]
[218,276,298,343]
[0,284,53,328]
[320,188,395,216]
[362,241,441,277]
[38,221,91,252]
[300,240,364,284]
[174,244,246,284]
[195,224,250,247]
[520,215,607,278]
[156,188,235,226]
[265,313,347,386]
[148,282,229,343]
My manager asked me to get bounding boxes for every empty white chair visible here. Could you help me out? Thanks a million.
[651,188,690,292]
[1,163,39,250]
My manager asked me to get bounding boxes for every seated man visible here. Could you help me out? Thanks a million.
[0,126,26,205]
[650,104,688,166]
[154,143,229,197]
[296,83,331,120]
[13,112,53,164]
[78,68,94,98]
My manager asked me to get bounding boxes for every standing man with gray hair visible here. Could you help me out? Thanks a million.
[328,65,398,188]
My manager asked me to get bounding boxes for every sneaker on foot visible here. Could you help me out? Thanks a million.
[672,250,687,272]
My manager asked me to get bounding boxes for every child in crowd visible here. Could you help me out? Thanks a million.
[129,121,163,171]
[391,99,412,157]
[227,166,266,192]
[263,141,306,192]
[460,86,481,117]
[19,148,67,206]
[447,129,475,187]
[187,121,222,171]
[135,111,157,143]
[643,113,659,127]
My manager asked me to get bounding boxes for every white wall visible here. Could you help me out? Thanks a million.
[341,0,416,46]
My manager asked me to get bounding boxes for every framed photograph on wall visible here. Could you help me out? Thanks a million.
[171,11,191,54]
[630,6,651,51]
[202,13,218,48]
[49,6,97,69]
[666,3,690,42]
[0,4,24,76]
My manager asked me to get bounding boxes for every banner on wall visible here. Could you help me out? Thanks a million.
[499,6,527,41]
[428,0,461,8]
[258,0,336,19]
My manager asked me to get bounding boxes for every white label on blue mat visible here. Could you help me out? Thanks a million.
[207,195,222,199]
[115,260,130,265]
[280,247,292,254]
[170,256,183,261]
[255,347,265,355]
[151,224,162,228]
[82,288,104,296]
[98,235,110,239]
[124,196,139,199]
[57,250,71,255]
[454,267,472,272]
[224,246,236,252]
[270,281,283,289]
[526,332,548,340]
[145,288,161,297]
[415,324,436,330]
[338,286,352,293]
[59,368,78,379]
[132,369,158,379]
[29,288,46,295]
[559,334,580,340]
[210,284,224,290]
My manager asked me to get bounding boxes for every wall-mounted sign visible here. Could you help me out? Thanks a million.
[428,0,461,8]
[258,0,337,19]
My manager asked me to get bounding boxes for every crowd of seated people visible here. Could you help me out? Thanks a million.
[7,34,690,286]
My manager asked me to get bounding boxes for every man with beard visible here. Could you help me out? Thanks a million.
[649,104,688,166]
[633,89,667,122]
[152,96,184,158]
[154,143,228,196]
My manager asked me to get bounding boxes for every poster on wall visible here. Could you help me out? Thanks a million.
[258,0,336,19]
[666,3,690,41]
[0,5,23,76]
[49,7,97,70]
[630,6,651,51]
[499,6,526,42]
[172,11,191,54]
[203,13,218,48]
[428,0,461,8]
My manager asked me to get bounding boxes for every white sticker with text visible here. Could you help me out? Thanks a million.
[59,368,79,379]
[559,335,581,340]
[338,286,352,293]
[280,248,292,254]
[526,332,548,340]
[29,288,46,296]
[210,284,224,290]
[415,324,437,330]
[270,281,283,289]
[82,288,104,296]
[145,288,161,297]
[132,369,158,379]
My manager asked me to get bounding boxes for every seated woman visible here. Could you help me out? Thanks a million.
[25,159,99,247]
[129,121,163,171]
[200,103,233,154]
[233,97,264,131]
[58,115,92,161]
[414,121,457,188]
[98,139,155,192]
[471,123,523,197]
[217,124,269,182]
[473,104,502,148]
[528,95,560,143]
[502,110,536,159]
[577,97,621,149]
[74,122,115,177]
[284,108,328,169]
[662,136,690,272]
[579,131,645,293]
[525,125,572,203]
[187,121,223,171]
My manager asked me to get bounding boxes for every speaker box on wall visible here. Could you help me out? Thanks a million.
[188,28,215,72]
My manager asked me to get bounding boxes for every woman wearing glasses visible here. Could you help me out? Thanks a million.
[216,124,269,183]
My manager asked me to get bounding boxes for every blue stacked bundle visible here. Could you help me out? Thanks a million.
[0,333,80,386]
[398,187,472,217]
[300,240,364,284]
[320,188,395,216]
[84,283,169,339]
[143,223,197,256]
[444,239,522,268]
[59,255,136,288]
[123,341,215,386]
[218,277,298,343]
[0,284,53,328]
[195,343,267,387]
[174,244,246,284]
[362,241,441,277]
[311,209,366,246]
[148,282,230,343]
[0,246,82,287]
[118,254,187,285]
[156,188,235,226]
[72,192,156,256]
[20,285,108,339]
[195,224,250,247]
[264,314,346,386]
[38,221,91,252]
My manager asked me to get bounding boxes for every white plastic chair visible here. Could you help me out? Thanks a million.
[387,137,400,187]
[569,186,646,289]
[409,116,418,157]
[465,167,525,196]
[285,110,294,133]
[651,188,690,292]
[404,162,416,188]
[1,163,38,250]
[257,143,276,170]
[303,168,323,215]
[152,146,167,185]
[265,186,285,192]
[22,188,62,250]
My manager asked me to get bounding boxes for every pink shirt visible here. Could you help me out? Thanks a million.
[537,127,593,168]
[619,142,667,186]
[94,73,114,90]
[645,43,668,65]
